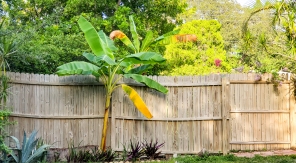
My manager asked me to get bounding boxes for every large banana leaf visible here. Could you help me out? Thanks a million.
[154,29,180,42]
[98,30,117,52]
[124,74,168,94]
[140,31,154,51]
[121,84,152,119]
[82,52,100,64]
[129,16,140,52]
[56,61,100,77]
[97,31,116,59]
[124,52,166,64]
[78,16,114,59]
[78,16,104,56]
[127,65,151,74]
[110,30,136,52]
[83,53,117,66]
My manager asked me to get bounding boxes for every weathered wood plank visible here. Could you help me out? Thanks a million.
[222,78,230,154]
[290,82,296,148]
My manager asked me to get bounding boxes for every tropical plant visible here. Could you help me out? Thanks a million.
[126,140,145,162]
[0,42,15,159]
[91,147,117,162]
[9,130,50,163]
[0,108,14,163]
[242,0,296,59]
[0,19,16,76]
[56,15,170,151]
[142,139,165,160]
[65,139,117,162]
[0,108,13,150]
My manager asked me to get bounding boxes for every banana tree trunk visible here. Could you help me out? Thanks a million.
[100,94,112,151]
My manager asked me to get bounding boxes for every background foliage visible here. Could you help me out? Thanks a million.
[161,20,233,75]
[0,0,294,75]
[0,0,187,74]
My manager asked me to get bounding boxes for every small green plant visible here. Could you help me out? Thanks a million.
[0,109,13,151]
[9,130,50,163]
[53,152,61,162]
[65,140,117,162]
[0,75,15,158]
[65,139,82,162]
[0,150,13,163]
[0,75,10,105]
[175,155,203,163]
[222,154,237,162]
[269,70,285,87]
[290,154,296,159]
[142,139,165,160]
[0,108,16,162]
[174,154,296,163]
[95,147,117,162]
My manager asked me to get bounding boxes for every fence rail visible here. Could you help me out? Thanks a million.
[4,72,295,154]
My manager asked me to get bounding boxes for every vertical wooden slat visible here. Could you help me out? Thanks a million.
[44,74,52,144]
[50,75,59,147]
[38,74,45,142]
[290,82,296,148]
[222,78,230,154]
[192,76,198,152]
[167,77,174,152]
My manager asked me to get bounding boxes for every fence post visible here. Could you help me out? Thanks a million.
[222,78,230,154]
[290,82,296,148]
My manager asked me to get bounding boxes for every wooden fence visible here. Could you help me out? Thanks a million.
[4,72,296,154]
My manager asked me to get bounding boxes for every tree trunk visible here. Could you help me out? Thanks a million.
[100,94,111,151]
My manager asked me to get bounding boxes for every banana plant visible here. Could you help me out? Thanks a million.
[56,16,171,151]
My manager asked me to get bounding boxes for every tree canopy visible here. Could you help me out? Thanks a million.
[161,20,233,75]
[0,0,187,74]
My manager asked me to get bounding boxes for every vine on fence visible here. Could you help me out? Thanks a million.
[0,75,16,155]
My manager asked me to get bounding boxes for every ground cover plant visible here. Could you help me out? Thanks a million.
[46,154,296,163]
[174,154,296,163]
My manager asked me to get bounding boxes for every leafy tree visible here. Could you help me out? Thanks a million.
[56,16,170,151]
[185,0,247,53]
[161,20,233,75]
[1,0,187,74]
[242,0,296,72]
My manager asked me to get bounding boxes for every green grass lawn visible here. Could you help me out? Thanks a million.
[51,154,296,162]
[147,154,296,163]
